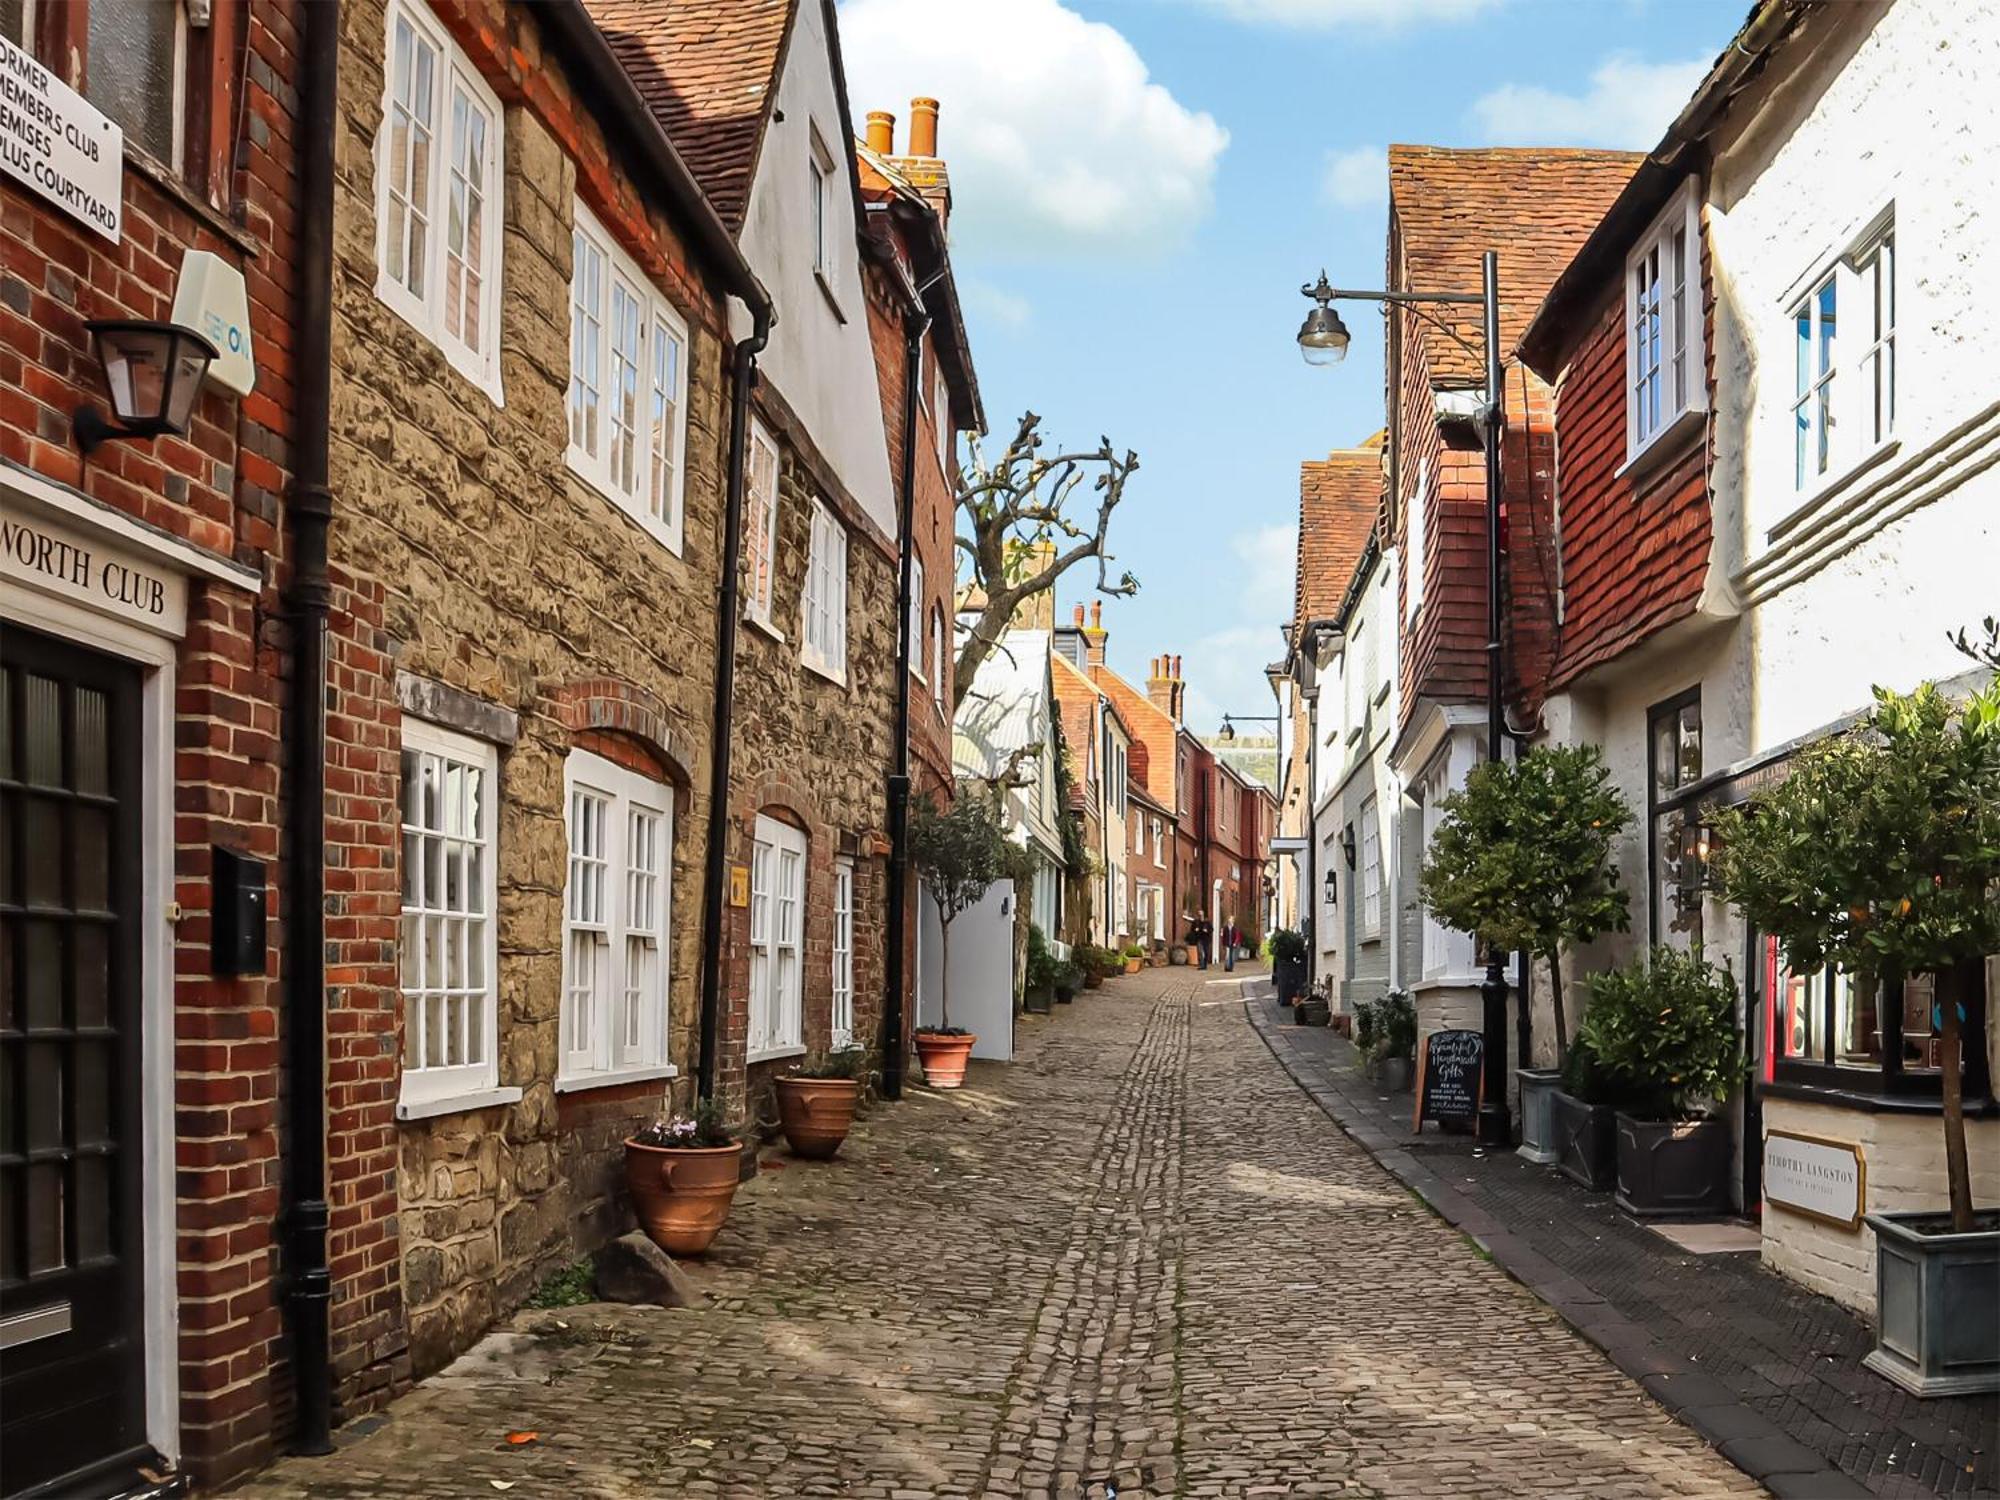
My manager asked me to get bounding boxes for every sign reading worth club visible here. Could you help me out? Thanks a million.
[1,504,186,637]
[0,35,123,242]
[1764,1131,1865,1231]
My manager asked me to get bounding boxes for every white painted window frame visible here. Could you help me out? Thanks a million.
[566,200,691,555]
[935,366,952,474]
[800,496,849,682]
[749,814,807,1061]
[908,554,926,683]
[558,748,676,1091]
[1787,207,1897,497]
[744,419,782,629]
[831,858,855,1047]
[1359,795,1382,939]
[374,0,505,405]
[1623,179,1705,466]
[931,607,948,717]
[1404,463,1426,622]
[397,718,513,1116]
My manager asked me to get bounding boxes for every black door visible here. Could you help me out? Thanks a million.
[1,624,150,1497]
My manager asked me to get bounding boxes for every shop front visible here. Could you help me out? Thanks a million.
[1,461,262,1496]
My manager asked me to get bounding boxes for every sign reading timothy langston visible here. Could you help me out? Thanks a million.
[0,36,123,242]
[1764,1131,1865,1231]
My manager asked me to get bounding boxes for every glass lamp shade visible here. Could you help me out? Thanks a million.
[1218,717,1237,742]
[87,320,219,434]
[1297,304,1351,366]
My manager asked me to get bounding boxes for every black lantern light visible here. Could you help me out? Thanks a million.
[75,319,219,453]
[1322,866,1338,907]
[1297,272,1351,367]
[1340,824,1358,869]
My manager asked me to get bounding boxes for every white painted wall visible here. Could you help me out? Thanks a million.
[916,883,1016,1061]
[731,0,898,535]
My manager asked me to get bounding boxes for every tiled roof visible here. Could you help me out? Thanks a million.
[1388,145,1641,382]
[1089,665,1178,813]
[583,0,794,232]
[1296,450,1379,624]
[1049,652,1102,806]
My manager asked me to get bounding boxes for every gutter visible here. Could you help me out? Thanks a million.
[696,306,774,1099]
[283,0,339,1456]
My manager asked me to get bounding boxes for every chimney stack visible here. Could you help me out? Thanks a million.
[864,110,895,155]
[1149,651,1185,723]
[1084,600,1107,668]
[908,96,940,157]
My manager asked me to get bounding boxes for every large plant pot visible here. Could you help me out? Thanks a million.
[1023,982,1053,1015]
[1273,957,1307,1002]
[774,1077,860,1161]
[1550,1090,1615,1190]
[914,1031,978,1089]
[1864,1210,2000,1397]
[1379,1056,1413,1092]
[624,1139,743,1256]
[1054,979,1078,1005]
[1169,944,1189,966]
[1515,1067,1562,1166]
[1614,1114,1732,1217]
[1083,970,1103,990]
[1295,998,1330,1028]
[1123,958,1143,975]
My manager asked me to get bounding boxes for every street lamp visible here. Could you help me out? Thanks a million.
[74,319,219,453]
[1297,252,1513,1148]
[1217,712,1278,742]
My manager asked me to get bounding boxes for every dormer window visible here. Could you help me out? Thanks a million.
[1623,180,1705,466]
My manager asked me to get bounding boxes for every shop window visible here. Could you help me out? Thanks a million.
[559,749,673,1086]
[801,498,848,681]
[398,722,500,1109]
[1647,689,1704,946]
[743,421,781,625]
[567,201,690,553]
[749,814,806,1060]
[375,0,505,402]
[831,858,854,1047]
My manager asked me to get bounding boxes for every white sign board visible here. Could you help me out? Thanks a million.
[1764,1131,1865,1231]
[172,250,257,395]
[0,37,122,241]
[0,501,187,638]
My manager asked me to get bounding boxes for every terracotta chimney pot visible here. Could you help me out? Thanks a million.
[1073,603,1086,627]
[1090,600,1103,628]
[865,110,895,155]
[909,96,940,157]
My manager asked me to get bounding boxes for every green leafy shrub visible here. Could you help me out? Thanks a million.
[1558,1032,1621,1107]
[1123,942,1147,960]
[795,1042,870,1081]
[1025,924,1057,991]
[1370,989,1416,1064]
[1352,997,1379,1054]
[1269,927,1306,965]
[1575,948,1743,1120]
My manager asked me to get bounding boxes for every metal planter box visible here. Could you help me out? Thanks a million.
[1613,1114,1732,1218]
[1550,1089,1615,1190]
[1863,1210,2000,1397]
[1516,1068,1562,1165]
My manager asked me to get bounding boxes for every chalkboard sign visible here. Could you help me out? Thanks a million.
[1413,1028,1484,1131]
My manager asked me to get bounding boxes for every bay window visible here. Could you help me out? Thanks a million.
[567,201,691,552]
[560,750,674,1088]
[749,815,806,1060]
[376,0,504,401]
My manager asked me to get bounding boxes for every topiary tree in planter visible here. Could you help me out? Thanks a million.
[1419,745,1634,1065]
[1711,676,2000,1235]
[909,792,1012,1088]
[1577,947,1744,1123]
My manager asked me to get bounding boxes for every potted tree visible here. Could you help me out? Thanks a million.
[775,1043,869,1161]
[1549,1035,1619,1190]
[624,1098,742,1255]
[1712,675,2000,1396]
[1420,745,1633,1166]
[1270,927,1308,1003]
[909,792,1009,1089]
[1578,949,1742,1217]
[1023,925,1057,1014]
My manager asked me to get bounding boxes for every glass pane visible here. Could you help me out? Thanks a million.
[1902,973,1942,1071]
[74,1041,109,1145]
[72,688,108,796]
[0,1048,17,1154]
[23,673,61,787]
[1779,967,1819,1061]
[24,1041,60,1149]
[23,921,60,1030]
[0,0,24,46]
[73,925,109,1030]
[1834,971,1881,1069]
[23,800,60,907]
[74,807,110,912]
[1676,703,1702,785]
[75,1155,111,1263]
[26,1162,64,1273]
[87,0,181,165]
[1794,304,1811,400]
[1815,277,1837,374]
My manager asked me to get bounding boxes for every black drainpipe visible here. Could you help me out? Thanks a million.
[697,307,773,1099]
[283,0,339,1457]
[882,301,929,1100]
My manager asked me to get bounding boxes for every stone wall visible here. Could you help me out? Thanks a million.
[330,0,735,1382]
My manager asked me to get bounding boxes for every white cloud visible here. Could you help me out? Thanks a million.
[1320,146,1387,208]
[1183,0,1500,28]
[1177,523,1297,731]
[1470,53,1710,149]
[962,276,1032,329]
[839,0,1228,260]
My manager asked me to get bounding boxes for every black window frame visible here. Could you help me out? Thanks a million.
[1645,687,1704,947]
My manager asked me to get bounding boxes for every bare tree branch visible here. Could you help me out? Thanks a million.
[953,411,1141,702]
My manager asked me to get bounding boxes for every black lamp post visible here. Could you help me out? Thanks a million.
[74,319,219,453]
[1298,254,1513,1147]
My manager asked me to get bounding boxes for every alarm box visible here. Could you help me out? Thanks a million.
[211,845,268,976]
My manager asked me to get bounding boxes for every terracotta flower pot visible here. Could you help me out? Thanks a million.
[1123,958,1143,974]
[775,1076,860,1160]
[624,1139,742,1256]
[913,1030,977,1088]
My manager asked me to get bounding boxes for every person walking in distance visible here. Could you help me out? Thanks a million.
[1223,916,1239,972]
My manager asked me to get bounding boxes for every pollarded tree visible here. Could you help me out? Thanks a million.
[1418,745,1634,1065]
[1710,677,2000,1233]
[955,411,1139,702]
[909,790,1012,1034]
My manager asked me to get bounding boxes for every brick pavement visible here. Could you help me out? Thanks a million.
[236,967,1761,1498]
[1247,984,1999,1500]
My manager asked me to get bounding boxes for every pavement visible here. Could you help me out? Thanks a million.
[1247,981,2000,1500]
[238,964,1764,1498]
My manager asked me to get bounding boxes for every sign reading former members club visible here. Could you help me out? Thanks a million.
[0,35,122,242]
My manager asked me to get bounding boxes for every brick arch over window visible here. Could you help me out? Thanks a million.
[746,771,825,847]
[548,678,694,804]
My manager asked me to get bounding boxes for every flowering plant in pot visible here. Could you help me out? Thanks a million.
[910,791,1010,1088]
[1711,669,2000,1395]
[625,1097,742,1256]
[1121,942,1147,975]
[776,1043,870,1161]
[1576,948,1742,1218]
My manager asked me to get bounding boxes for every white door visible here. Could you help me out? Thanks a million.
[749,815,806,1059]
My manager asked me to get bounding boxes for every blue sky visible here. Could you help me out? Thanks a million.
[840,0,1748,731]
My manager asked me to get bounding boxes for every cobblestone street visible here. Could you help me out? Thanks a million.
[241,968,1762,1499]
